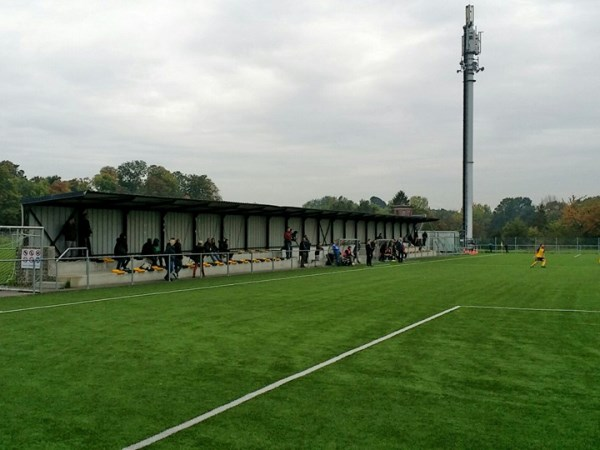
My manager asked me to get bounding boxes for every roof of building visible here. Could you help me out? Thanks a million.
[22,191,438,224]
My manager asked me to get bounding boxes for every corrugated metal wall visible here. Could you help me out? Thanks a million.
[357,221,367,242]
[367,221,376,240]
[164,212,193,250]
[269,216,285,248]
[385,222,393,238]
[224,215,245,249]
[196,214,220,245]
[317,218,333,244]
[303,218,318,244]
[29,206,73,251]
[88,209,123,255]
[127,210,161,253]
[288,218,302,239]
[333,220,344,240]
[345,220,355,239]
[248,216,267,248]
[375,222,386,238]
[27,201,425,256]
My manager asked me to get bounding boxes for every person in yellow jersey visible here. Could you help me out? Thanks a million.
[530,244,546,268]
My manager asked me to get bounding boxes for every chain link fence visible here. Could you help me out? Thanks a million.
[474,237,600,253]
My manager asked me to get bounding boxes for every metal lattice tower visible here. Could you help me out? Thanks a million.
[458,5,484,241]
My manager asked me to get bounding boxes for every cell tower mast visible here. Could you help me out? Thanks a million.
[458,5,484,241]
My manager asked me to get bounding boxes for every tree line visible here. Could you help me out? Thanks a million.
[0,160,221,225]
[2,159,598,237]
[302,191,600,238]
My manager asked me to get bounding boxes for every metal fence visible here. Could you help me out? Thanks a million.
[474,237,600,253]
[0,248,310,293]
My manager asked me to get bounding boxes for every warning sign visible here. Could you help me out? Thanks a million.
[21,248,42,269]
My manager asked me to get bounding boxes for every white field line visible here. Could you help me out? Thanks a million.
[122,305,461,450]
[574,254,582,258]
[0,255,480,315]
[462,305,600,314]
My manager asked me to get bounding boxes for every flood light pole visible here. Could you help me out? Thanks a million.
[458,5,484,241]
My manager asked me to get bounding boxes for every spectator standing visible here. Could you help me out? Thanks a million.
[299,235,311,268]
[114,233,130,271]
[331,242,341,266]
[61,217,77,259]
[79,212,93,256]
[164,238,177,280]
[365,239,375,266]
[422,231,428,247]
[314,242,323,261]
[173,238,183,276]
[379,241,387,262]
[395,239,404,263]
[283,227,293,259]
[353,241,361,264]
[191,240,204,278]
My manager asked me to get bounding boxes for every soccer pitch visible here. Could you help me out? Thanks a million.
[1,253,598,449]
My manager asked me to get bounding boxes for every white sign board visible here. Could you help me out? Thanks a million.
[21,248,42,269]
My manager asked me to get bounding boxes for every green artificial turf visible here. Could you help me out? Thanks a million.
[0,252,598,449]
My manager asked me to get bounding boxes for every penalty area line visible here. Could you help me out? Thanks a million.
[122,305,461,450]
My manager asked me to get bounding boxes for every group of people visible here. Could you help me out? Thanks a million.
[377,239,408,263]
[111,234,190,280]
[115,235,233,280]
[284,228,314,268]
[327,242,360,266]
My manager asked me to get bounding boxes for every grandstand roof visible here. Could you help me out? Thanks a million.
[22,191,438,224]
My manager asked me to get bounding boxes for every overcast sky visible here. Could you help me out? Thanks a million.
[1,0,598,210]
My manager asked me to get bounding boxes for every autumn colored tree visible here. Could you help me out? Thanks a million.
[560,196,600,236]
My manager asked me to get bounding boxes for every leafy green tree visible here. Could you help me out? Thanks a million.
[426,208,462,231]
[357,199,385,214]
[473,203,492,237]
[0,161,25,225]
[502,218,529,237]
[91,166,119,192]
[369,196,387,209]
[23,176,51,198]
[409,196,430,215]
[174,172,221,200]
[389,190,409,207]
[144,165,179,197]
[490,197,536,236]
[117,160,148,194]
[540,196,566,224]
[532,203,549,232]
[303,196,358,212]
